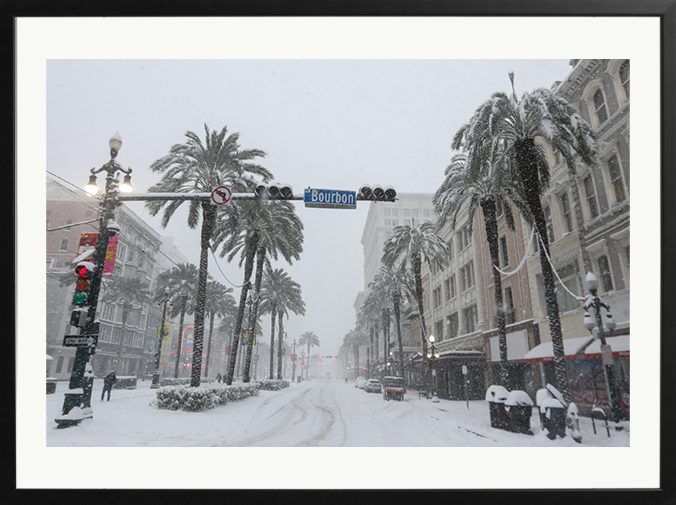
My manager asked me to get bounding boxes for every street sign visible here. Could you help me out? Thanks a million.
[304,188,357,209]
[211,186,232,205]
[63,335,98,347]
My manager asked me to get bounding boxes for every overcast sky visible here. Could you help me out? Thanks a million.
[44,57,577,356]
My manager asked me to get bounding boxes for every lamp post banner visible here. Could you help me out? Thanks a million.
[78,233,118,277]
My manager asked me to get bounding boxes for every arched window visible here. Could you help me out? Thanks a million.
[593,89,608,124]
[619,60,630,99]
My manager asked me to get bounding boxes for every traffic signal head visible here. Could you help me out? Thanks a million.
[73,261,95,305]
[70,307,88,328]
[358,184,396,202]
[254,183,294,200]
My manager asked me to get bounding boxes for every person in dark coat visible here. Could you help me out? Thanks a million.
[102,371,117,401]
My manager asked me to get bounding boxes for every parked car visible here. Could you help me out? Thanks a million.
[382,376,406,401]
[365,379,382,394]
[355,377,367,389]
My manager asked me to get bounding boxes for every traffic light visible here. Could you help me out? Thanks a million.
[73,261,95,306]
[255,182,294,200]
[357,184,396,202]
[69,307,88,328]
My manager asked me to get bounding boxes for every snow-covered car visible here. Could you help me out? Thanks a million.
[365,379,382,393]
[382,376,405,401]
[355,377,367,389]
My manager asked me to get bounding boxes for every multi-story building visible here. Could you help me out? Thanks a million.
[46,177,168,380]
[523,59,630,414]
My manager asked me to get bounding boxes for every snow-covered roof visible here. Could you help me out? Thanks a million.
[46,354,53,361]
[584,335,630,359]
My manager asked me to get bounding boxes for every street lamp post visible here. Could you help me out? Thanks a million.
[427,335,440,402]
[583,272,624,431]
[151,288,170,389]
[56,133,132,428]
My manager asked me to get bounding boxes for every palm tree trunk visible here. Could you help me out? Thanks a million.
[174,300,187,379]
[481,197,508,387]
[243,245,266,382]
[277,311,285,379]
[393,293,404,379]
[116,305,129,373]
[190,204,216,387]
[412,252,432,393]
[225,231,258,385]
[205,312,215,378]
[515,138,570,402]
[269,306,277,380]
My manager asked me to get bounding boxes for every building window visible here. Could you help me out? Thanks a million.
[434,320,444,340]
[384,208,391,217]
[391,209,398,217]
[463,305,478,334]
[59,239,69,251]
[607,155,627,203]
[411,209,419,218]
[391,219,399,227]
[583,175,600,219]
[460,261,475,292]
[598,255,614,292]
[500,235,509,267]
[433,287,442,308]
[385,231,392,239]
[55,357,64,374]
[447,313,459,339]
[457,226,472,251]
[447,239,454,261]
[620,60,630,98]
[64,219,73,231]
[423,209,431,218]
[403,209,410,217]
[495,199,504,217]
[504,286,516,325]
[544,206,555,243]
[560,192,574,234]
[593,89,608,124]
[55,258,64,268]
[384,219,391,227]
[127,248,135,263]
[404,219,411,227]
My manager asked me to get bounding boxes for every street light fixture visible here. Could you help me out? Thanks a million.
[151,287,171,389]
[56,133,133,428]
[583,272,623,431]
[427,335,440,403]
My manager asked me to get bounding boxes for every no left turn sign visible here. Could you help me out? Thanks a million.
[211,186,232,205]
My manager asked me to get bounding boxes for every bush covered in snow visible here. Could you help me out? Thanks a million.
[155,383,259,411]
[256,379,290,391]
[160,377,215,387]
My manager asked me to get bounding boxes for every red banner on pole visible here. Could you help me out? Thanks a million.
[78,233,118,277]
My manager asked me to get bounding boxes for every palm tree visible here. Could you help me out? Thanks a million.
[357,288,390,379]
[155,263,199,378]
[214,199,304,384]
[382,221,450,356]
[369,264,415,378]
[203,280,236,378]
[452,74,597,401]
[100,275,151,374]
[342,330,368,376]
[259,266,306,380]
[298,331,320,379]
[147,124,271,387]
[433,153,530,387]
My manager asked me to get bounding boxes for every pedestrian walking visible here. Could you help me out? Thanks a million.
[101,371,117,401]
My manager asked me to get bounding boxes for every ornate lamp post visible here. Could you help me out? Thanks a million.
[583,272,624,431]
[427,335,440,403]
[150,287,170,389]
[56,133,132,428]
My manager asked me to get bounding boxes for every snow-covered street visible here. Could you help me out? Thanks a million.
[46,378,629,448]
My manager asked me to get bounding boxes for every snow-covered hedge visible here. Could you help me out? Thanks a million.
[256,379,290,391]
[160,377,215,387]
[155,383,259,411]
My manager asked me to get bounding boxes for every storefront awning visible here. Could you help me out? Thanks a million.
[584,334,630,359]
[524,334,629,363]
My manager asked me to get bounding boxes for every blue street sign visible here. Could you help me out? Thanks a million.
[304,188,357,209]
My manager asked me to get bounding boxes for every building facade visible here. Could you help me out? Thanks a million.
[46,177,168,380]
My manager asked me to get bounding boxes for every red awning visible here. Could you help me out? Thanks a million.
[524,334,629,363]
